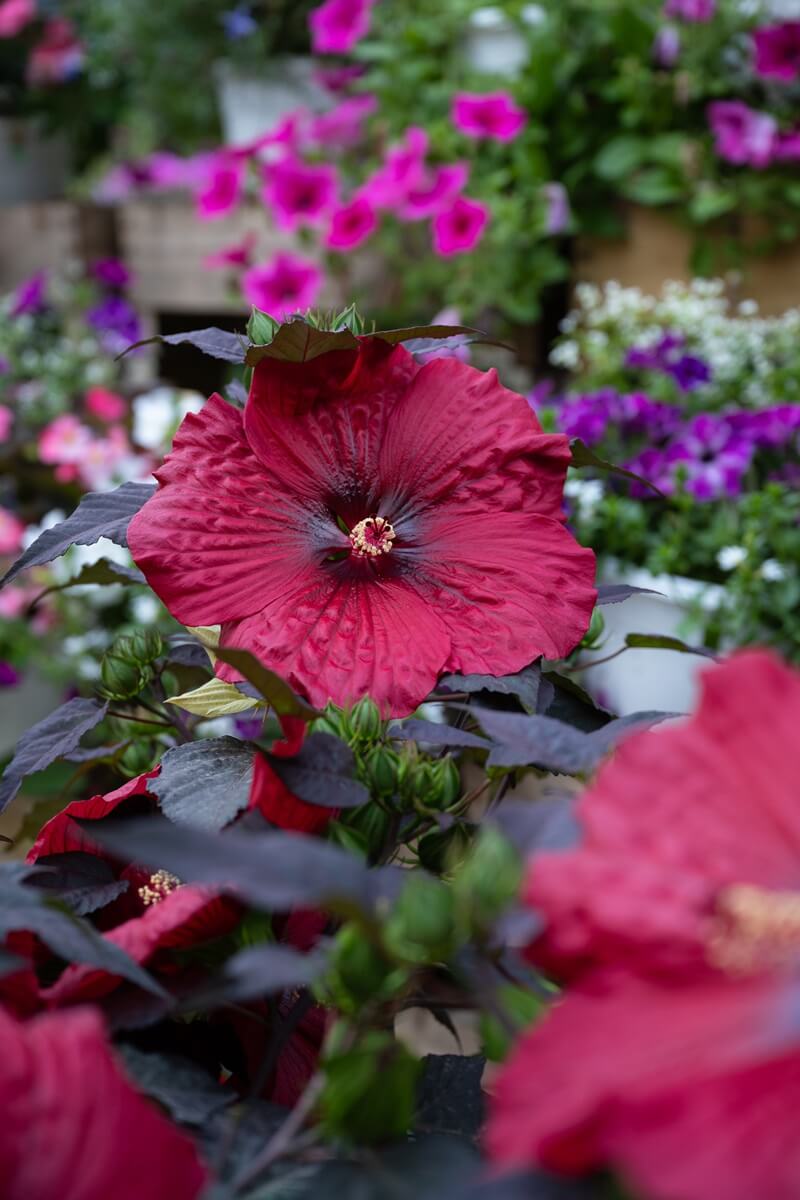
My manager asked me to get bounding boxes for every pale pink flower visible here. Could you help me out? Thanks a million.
[262,158,339,231]
[452,92,527,142]
[309,0,374,54]
[432,195,489,257]
[325,195,377,250]
[309,95,377,148]
[0,0,34,38]
[85,387,126,422]
[0,405,12,442]
[38,415,93,466]
[242,253,323,319]
[399,162,469,221]
[0,508,25,555]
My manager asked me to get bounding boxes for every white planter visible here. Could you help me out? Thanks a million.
[583,568,724,717]
[0,117,71,205]
[214,57,328,147]
[461,5,545,77]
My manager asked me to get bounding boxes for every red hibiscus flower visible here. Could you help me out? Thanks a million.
[128,337,596,716]
[0,1006,207,1200]
[487,650,800,1200]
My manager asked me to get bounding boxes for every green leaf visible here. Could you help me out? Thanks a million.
[245,320,358,366]
[689,186,737,224]
[481,985,546,1062]
[569,439,665,496]
[213,645,320,719]
[31,557,145,605]
[622,168,684,206]
[169,678,263,718]
[321,1031,421,1143]
[594,134,647,181]
[624,633,717,658]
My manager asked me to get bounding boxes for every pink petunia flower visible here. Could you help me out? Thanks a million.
[242,253,323,319]
[203,232,258,270]
[0,0,34,38]
[26,17,83,85]
[309,0,374,54]
[325,194,378,250]
[262,157,339,231]
[38,414,93,465]
[0,404,12,441]
[451,91,527,142]
[708,101,777,168]
[753,21,800,83]
[360,126,429,210]
[399,162,469,221]
[127,339,596,716]
[487,651,800,1200]
[195,153,245,220]
[309,94,377,149]
[432,195,490,257]
[663,0,715,20]
[85,386,127,422]
[774,128,800,161]
[0,507,25,555]
[313,63,366,93]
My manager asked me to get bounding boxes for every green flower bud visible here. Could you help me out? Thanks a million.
[247,306,278,345]
[323,925,404,1013]
[432,756,461,808]
[310,716,343,739]
[100,652,148,701]
[364,745,400,798]
[581,606,606,650]
[348,696,382,741]
[384,875,456,964]
[342,800,391,853]
[118,740,156,778]
[453,827,522,928]
[417,823,472,874]
[124,629,164,664]
[321,1030,420,1144]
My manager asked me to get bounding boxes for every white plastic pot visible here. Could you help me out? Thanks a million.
[213,57,328,147]
[461,5,545,77]
[0,116,71,205]
[583,567,724,717]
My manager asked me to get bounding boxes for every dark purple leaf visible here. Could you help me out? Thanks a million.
[121,327,247,363]
[625,632,717,658]
[28,851,129,916]
[268,732,368,810]
[438,665,545,714]
[193,942,326,1006]
[116,1045,234,1126]
[1,482,156,588]
[63,742,126,763]
[152,737,255,832]
[596,583,661,605]
[0,697,108,812]
[225,379,248,406]
[489,797,579,856]
[415,1054,485,1139]
[164,632,213,670]
[570,438,665,497]
[374,323,484,346]
[390,719,490,750]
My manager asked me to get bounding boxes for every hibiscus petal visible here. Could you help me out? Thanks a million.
[219,571,451,716]
[128,394,335,625]
[27,770,159,863]
[404,509,596,673]
[0,1007,207,1200]
[378,358,571,522]
[249,750,335,835]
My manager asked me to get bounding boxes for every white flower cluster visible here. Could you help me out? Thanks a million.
[553,279,800,409]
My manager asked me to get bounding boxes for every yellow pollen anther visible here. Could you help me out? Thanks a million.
[349,515,396,559]
[138,869,181,907]
[707,883,800,974]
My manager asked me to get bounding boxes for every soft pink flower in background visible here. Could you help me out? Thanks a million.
[0,405,12,441]
[325,195,378,250]
[309,0,374,54]
[432,195,490,257]
[708,101,777,167]
[242,252,323,319]
[309,94,377,148]
[542,181,571,235]
[79,427,148,491]
[417,307,472,364]
[0,508,25,555]
[452,91,527,142]
[203,232,258,270]
[313,63,366,93]
[663,0,715,20]
[774,128,800,161]
[361,126,429,209]
[262,157,339,230]
[195,154,245,219]
[38,415,93,466]
[399,162,469,221]
[753,21,800,82]
[0,0,34,38]
[26,17,83,85]
[85,387,127,422]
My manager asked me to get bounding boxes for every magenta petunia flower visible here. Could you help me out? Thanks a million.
[451,91,527,142]
[753,21,800,83]
[10,271,47,318]
[309,94,377,149]
[325,194,378,250]
[774,128,800,161]
[195,154,245,220]
[432,195,490,257]
[91,257,131,289]
[399,162,469,221]
[262,157,339,231]
[708,101,777,168]
[203,232,258,270]
[0,404,12,441]
[360,126,429,210]
[128,339,596,716]
[309,0,374,54]
[663,0,715,20]
[241,253,323,319]
[0,0,34,38]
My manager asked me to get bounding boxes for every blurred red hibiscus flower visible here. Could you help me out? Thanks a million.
[128,338,596,716]
[487,650,800,1200]
[0,1006,207,1200]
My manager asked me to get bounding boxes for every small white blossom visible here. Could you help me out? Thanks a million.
[717,545,748,571]
[761,559,786,582]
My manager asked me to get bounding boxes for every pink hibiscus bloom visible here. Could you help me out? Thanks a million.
[0,404,13,441]
[127,338,596,716]
[451,91,527,142]
[399,162,469,221]
[360,126,429,210]
[325,194,378,250]
[0,0,34,38]
[0,507,25,555]
[753,22,800,83]
[262,157,339,231]
[488,651,800,1200]
[195,154,245,220]
[0,1007,207,1199]
[203,232,258,271]
[85,386,127,422]
[309,0,374,54]
[432,195,490,257]
[663,0,715,19]
[708,101,777,167]
[241,253,323,320]
[38,414,93,466]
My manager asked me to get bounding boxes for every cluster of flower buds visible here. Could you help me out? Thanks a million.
[100,630,164,701]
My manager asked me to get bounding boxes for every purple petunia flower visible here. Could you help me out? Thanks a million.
[91,258,131,289]
[708,101,777,168]
[626,332,712,392]
[10,271,47,318]
[0,661,20,688]
[85,296,142,355]
[665,354,712,392]
[221,6,258,39]
[664,414,754,500]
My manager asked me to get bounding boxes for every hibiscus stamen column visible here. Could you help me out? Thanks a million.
[349,516,396,559]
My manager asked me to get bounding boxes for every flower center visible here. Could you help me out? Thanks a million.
[138,869,181,907]
[349,515,396,559]
[707,883,800,974]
